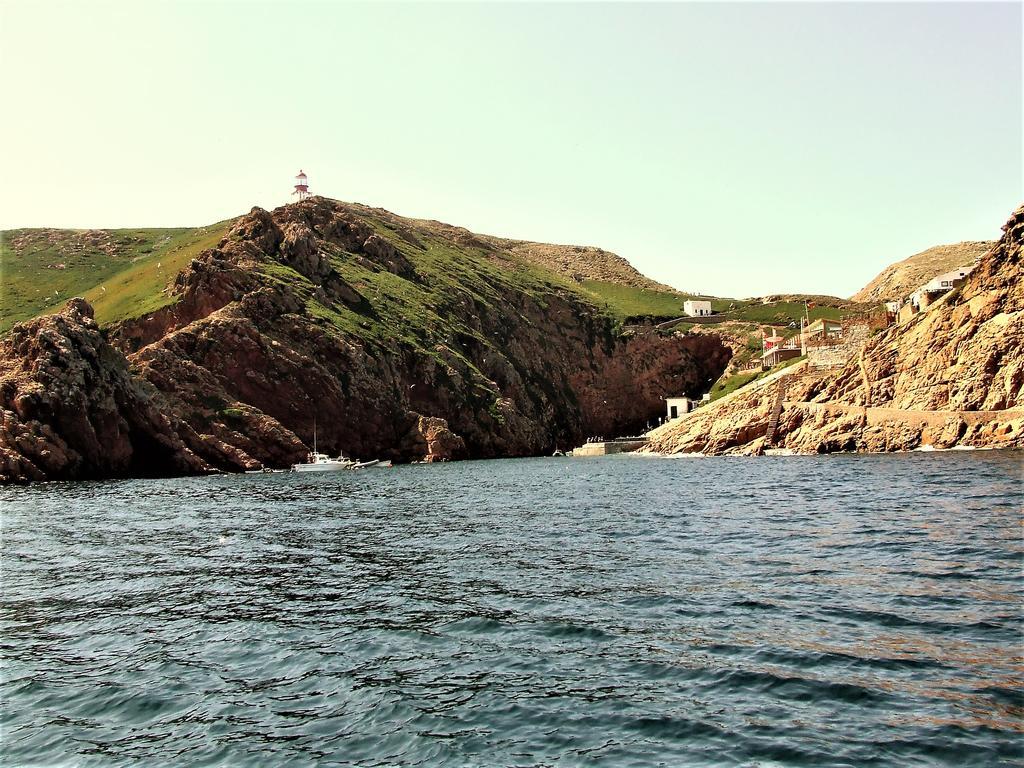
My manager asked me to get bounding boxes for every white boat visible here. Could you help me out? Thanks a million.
[292,419,356,472]
[351,459,392,470]
[293,452,356,472]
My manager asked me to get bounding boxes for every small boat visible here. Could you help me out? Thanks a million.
[293,452,356,472]
[351,459,392,470]
[292,418,356,472]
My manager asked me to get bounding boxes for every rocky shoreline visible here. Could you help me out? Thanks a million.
[644,205,1024,457]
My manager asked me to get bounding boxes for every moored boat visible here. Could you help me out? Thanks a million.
[293,452,356,472]
[351,459,392,469]
[292,419,356,472]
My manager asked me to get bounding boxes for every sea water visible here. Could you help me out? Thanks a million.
[2,452,1022,767]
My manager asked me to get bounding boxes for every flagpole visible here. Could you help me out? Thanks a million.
[800,316,806,355]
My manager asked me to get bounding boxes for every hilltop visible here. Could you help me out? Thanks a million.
[1,199,875,352]
[852,240,994,303]
[477,236,678,293]
[0,205,680,335]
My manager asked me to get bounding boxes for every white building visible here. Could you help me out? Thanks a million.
[908,265,976,311]
[683,300,713,317]
[666,397,696,420]
[920,266,975,293]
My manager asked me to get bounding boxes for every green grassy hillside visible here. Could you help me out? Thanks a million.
[583,278,861,329]
[258,210,593,369]
[580,280,712,319]
[1,201,876,342]
[0,222,232,333]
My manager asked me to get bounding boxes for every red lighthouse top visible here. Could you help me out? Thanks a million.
[293,169,310,199]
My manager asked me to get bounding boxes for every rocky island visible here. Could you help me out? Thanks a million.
[1,199,1020,483]
[0,198,730,482]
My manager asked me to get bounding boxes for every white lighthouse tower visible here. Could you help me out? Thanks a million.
[293,170,310,200]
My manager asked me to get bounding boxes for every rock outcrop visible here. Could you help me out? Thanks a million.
[1,198,732,482]
[647,205,1024,456]
[0,299,209,482]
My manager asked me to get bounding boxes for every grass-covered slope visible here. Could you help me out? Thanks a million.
[1,222,233,333]
[2,199,870,341]
[580,280,707,319]
[253,207,590,361]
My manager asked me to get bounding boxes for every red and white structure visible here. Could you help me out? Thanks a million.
[762,327,784,355]
[293,170,310,200]
[761,325,802,369]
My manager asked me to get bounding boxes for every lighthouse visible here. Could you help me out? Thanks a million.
[293,170,310,200]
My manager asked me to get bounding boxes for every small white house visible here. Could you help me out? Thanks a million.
[666,397,696,420]
[921,266,975,293]
[684,300,713,317]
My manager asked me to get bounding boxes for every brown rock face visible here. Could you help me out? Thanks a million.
[401,414,466,462]
[819,204,1023,412]
[116,201,728,466]
[1,198,732,481]
[646,205,1024,456]
[0,299,209,483]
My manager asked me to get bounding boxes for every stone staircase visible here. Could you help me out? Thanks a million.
[764,377,790,447]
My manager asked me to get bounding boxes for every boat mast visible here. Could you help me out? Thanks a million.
[313,417,317,456]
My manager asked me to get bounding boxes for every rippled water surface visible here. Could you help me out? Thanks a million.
[3,452,1023,767]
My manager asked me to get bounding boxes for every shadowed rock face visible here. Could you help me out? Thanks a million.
[0,299,209,482]
[1,198,732,482]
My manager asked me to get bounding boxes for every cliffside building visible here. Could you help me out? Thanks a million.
[762,346,802,369]
[762,328,802,369]
[910,266,974,310]
[895,264,978,324]
[683,300,713,317]
[803,318,843,344]
[666,396,697,420]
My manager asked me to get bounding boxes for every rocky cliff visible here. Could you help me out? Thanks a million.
[647,205,1024,456]
[0,299,209,482]
[1,198,731,482]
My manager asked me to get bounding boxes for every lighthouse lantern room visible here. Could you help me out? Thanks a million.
[293,170,310,200]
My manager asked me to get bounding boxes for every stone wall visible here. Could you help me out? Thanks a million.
[573,439,648,456]
[807,322,871,369]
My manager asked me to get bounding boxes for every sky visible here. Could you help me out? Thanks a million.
[1,1,1020,298]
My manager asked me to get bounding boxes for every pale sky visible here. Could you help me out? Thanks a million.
[1,1,1020,298]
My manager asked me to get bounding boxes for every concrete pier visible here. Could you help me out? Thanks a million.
[572,439,648,456]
